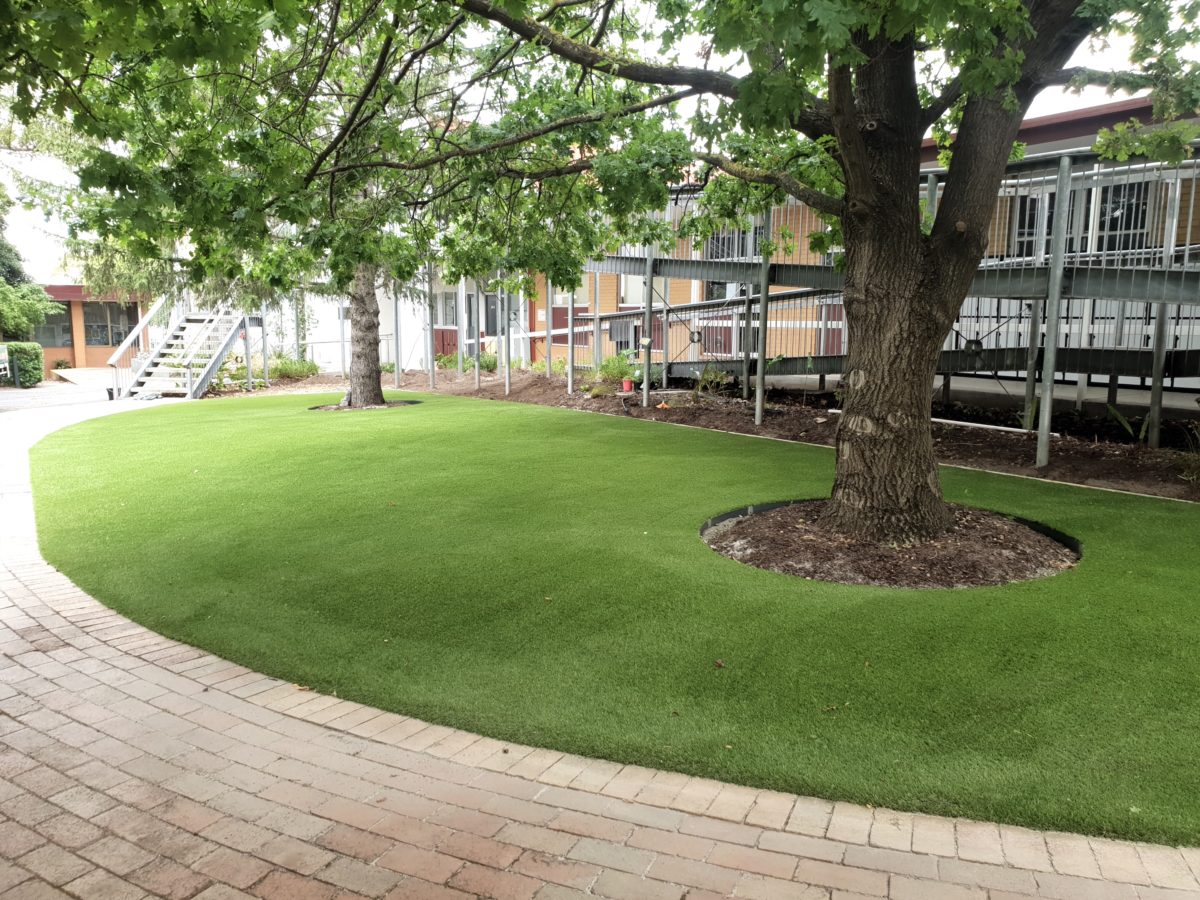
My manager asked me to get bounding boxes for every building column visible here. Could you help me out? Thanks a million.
[69,302,87,368]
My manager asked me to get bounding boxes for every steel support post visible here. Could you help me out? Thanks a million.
[393,292,402,388]
[641,255,654,407]
[426,262,437,390]
[338,303,346,376]
[1036,156,1073,468]
[755,207,773,426]
[503,289,512,396]
[567,287,575,394]
[742,283,752,400]
[243,318,253,390]
[545,280,553,374]
[456,278,466,375]
[261,303,270,386]
[474,286,482,391]
[661,278,670,388]
[593,272,602,372]
[1148,178,1181,449]
[294,293,303,360]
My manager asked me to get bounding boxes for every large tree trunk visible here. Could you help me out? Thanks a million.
[346,261,386,407]
[820,232,959,543]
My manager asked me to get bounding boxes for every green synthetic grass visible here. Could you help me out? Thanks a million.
[30,393,1200,844]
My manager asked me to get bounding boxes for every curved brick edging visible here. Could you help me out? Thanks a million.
[2,400,1198,900]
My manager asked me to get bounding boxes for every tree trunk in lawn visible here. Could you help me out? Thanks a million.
[817,39,1021,544]
[347,261,386,407]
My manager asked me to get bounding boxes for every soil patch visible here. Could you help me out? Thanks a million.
[703,500,1079,588]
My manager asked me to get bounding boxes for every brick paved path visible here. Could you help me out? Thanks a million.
[3,400,1198,900]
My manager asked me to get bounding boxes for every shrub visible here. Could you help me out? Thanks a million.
[478,351,498,372]
[2,342,44,387]
[269,355,319,379]
[380,362,396,374]
[597,353,634,384]
[53,358,72,370]
[531,357,568,376]
[435,352,458,369]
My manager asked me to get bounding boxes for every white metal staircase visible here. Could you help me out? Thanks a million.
[109,298,245,399]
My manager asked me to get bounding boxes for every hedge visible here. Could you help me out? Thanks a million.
[2,342,44,388]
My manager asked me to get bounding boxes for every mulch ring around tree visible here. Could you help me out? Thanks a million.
[308,400,421,411]
[702,500,1079,589]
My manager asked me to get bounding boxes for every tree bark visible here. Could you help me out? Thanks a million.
[820,234,959,543]
[346,261,386,407]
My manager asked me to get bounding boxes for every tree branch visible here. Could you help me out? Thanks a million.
[696,153,843,217]
[455,0,741,98]
[1035,66,1155,91]
[302,12,400,185]
[315,88,700,177]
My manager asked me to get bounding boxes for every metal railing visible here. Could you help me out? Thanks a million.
[106,294,190,398]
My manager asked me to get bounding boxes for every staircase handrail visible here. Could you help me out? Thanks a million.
[189,314,246,398]
[107,295,169,366]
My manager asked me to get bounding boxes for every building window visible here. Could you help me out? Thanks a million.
[1096,182,1152,252]
[435,291,457,326]
[83,302,138,346]
[32,302,72,347]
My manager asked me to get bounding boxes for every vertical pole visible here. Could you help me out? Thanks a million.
[924,174,938,222]
[294,293,303,360]
[1147,178,1180,449]
[503,288,512,396]
[1074,297,1090,410]
[641,254,654,407]
[661,277,670,389]
[456,278,465,375]
[755,207,773,425]
[545,279,553,375]
[243,318,253,390]
[742,283,752,400]
[474,284,482,391]
[261,303,270,386]
[338,302,346,376]
[567,287,576,393]
[1147,304,1170,449]
[593,272,603,373]
[1036,156,1073,468]
[393,292,402,388]
[426,262,436,390]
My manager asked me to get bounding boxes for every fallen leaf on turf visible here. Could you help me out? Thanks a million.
[714,659,726,668]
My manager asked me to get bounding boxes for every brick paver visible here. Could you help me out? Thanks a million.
[1,400,1197,899]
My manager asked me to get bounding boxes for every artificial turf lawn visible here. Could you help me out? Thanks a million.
[29,392,1200,844]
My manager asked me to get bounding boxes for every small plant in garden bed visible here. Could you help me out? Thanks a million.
[531,357,568,376]
[270,356,320,379]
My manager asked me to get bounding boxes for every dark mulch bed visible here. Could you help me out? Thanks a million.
[703,500,1080,588]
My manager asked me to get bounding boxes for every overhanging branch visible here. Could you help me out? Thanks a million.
[697,153,843,217]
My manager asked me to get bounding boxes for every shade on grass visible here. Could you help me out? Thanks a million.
[30,393,1200,844]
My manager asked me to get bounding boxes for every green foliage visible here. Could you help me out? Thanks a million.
[477,351,499,373]
[2,341,44,387]
[531,357,568,376]
[1095,119,1200,164]
[1107,404,1151,446]
[53,357,72,370]
[597,353,635,384]
[693,363,732,400]
[0,283,59,340]
[0,231,28,287]
[380,362,396,374]
[269,355,319,379]
[435,353,461,370]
